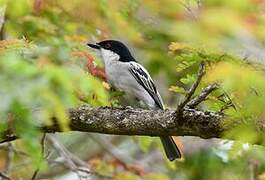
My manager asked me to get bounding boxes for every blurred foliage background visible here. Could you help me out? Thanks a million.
[0,0,265,179]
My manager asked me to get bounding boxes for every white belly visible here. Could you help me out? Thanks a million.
[105,61,156,108]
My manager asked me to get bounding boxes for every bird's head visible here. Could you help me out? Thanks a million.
[87,40,136,62]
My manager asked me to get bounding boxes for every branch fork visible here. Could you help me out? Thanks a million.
[176,62,218,114]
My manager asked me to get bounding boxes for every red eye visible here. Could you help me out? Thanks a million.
[105,43,111,48]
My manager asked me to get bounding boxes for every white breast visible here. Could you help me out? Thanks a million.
[100,49,156,108]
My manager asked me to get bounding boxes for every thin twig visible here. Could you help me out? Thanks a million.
[217,90,237,112]
[177,62,205,113]
[46,134,91,180]
[89,134,138,164]
[0,6,6,40]
[186,83,219,108]
[31,133,46,180]
[196,0,202,8]
[0,144,28,157]
[46,134,115,179]
[179,0,198,20]
[4,142,13,175]
[0,135,18,144]
[0,172,11,180]
[3,113,14,178]
[11,160,32,171]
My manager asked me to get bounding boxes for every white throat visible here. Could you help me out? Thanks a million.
[100,48,120,65]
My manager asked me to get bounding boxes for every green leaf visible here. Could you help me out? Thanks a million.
[180,74,196,84]
[169,85,186,94]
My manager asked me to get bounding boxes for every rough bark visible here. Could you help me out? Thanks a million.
[43,105,225,138]
[2,105,265,144]
[65,106,225,138]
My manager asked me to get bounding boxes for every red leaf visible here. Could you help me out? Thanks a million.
[73,52,107,81]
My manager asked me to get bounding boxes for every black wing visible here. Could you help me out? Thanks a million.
[129,62,164,109]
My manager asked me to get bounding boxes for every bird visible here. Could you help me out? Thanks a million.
[87,40,181,161]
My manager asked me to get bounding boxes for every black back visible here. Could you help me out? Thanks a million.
[97,40,136,62]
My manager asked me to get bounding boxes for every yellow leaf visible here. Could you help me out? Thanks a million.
[168,42,188,51]
[102,81,111,90]
[258,172,265,180]
[114,172,140,180]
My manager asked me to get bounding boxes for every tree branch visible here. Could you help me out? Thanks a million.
[1,105,265,145]
[176,62,205,113]
[66,106,225,138]
[0,105,223,143]
[186,83,219,108]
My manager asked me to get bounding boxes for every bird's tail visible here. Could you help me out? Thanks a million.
[160,136,181,161]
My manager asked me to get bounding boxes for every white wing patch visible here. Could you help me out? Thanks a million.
[129,62,164,109]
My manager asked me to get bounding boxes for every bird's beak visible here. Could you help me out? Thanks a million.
[87,43,101,49]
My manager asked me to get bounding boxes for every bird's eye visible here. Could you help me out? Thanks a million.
[105,43,111,48]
